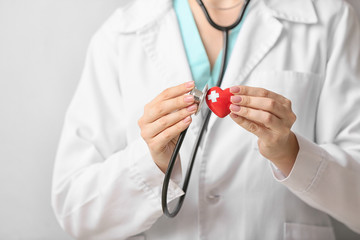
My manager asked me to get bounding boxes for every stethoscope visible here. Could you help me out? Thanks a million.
[162,0,251,218]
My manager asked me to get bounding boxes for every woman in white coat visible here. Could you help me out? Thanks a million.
[52,0,360,239]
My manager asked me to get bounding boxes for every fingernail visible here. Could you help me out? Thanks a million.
[184,95,194,103]
[230,86,240,93]
[230,104,241,112]
[186,104,197,112]
[231,95,242,103]
[185,81,195,89]
[183,116,191,124]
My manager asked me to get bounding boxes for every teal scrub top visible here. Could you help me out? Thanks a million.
[173,0,246,90]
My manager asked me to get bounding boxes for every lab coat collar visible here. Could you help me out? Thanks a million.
[109,0,317,34]
[109,0,318,131]
[108,0,172,33]
[264,0,318,24]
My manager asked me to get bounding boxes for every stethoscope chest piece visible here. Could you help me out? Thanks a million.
[189,84,208,115]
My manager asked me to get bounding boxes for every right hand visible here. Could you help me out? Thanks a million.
[138,81,198,173]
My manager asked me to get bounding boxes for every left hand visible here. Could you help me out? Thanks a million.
[229,86,299,176]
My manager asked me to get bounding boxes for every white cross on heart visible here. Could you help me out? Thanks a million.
[208,90,220,103]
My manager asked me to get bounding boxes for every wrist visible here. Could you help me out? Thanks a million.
[269,132,299,176]
[153,158,168,174]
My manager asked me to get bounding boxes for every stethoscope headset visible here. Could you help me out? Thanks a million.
[162,0,252,218]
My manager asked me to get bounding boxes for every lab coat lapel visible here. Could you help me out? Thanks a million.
[206,0,284,132]
[137,9,193,89]
[137,6,207,143]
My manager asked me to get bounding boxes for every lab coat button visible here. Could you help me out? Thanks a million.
[207,194,220,204]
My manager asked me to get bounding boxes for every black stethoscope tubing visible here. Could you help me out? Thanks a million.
[162,0,251,218]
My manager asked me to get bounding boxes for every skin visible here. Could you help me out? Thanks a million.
[188,0,244,68]
[229,86,299,176]
[138,81,197,173]
[138,0,299,176]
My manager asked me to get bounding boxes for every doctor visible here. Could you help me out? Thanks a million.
[52,0,360,239]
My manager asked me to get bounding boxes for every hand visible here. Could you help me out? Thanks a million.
[138,81,197,173]
[229,86,299,176]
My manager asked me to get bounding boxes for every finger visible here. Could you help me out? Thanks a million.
[144,93,196,123]
[229,113,270,139]
[155,81,195,102]
[145,104,197,138]
[230,95,287,119]
[230,104,283,130]
[149,116,192,154]
[230,85,287,104]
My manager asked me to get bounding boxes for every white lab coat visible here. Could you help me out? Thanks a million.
[52,0,360,239]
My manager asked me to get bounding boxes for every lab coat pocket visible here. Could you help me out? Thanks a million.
[284,222,335,240]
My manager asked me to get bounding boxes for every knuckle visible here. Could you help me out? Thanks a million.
[143,103,154,118]
[137,118,143,127]
[162,131,172,141]
[236,116,245,124]
[161,89,171,99]
[239,86,246,95]
[176,121,185,132]
[158,117,167,127]
[180,109,191,119]
[154,104,165,117]
[268,99,276,109]
[143,103,148,111]
[140,132,147,141]
[140,128,149,140]
[291,112,297,123]
[181,107,189,116]
[178,95,186,107]
[144,102,151,112]
[259,88,269,97]
[233,115,245,125]
[263,113,273,124]
[248,123,258,133]
[242,96,250,105]
[285,99,292,108]
[145,110,154,120]
[240,107,249,116]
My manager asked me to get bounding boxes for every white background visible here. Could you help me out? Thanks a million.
[0,0,359,239]
[0,0,126,239]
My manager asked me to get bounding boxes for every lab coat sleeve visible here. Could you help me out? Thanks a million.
[51,25,184,240]
[271,3,360,233]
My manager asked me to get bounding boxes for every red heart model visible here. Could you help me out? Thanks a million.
[205,87,234,118]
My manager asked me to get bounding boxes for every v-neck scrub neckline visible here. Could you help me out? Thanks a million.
[173,0,247,90]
